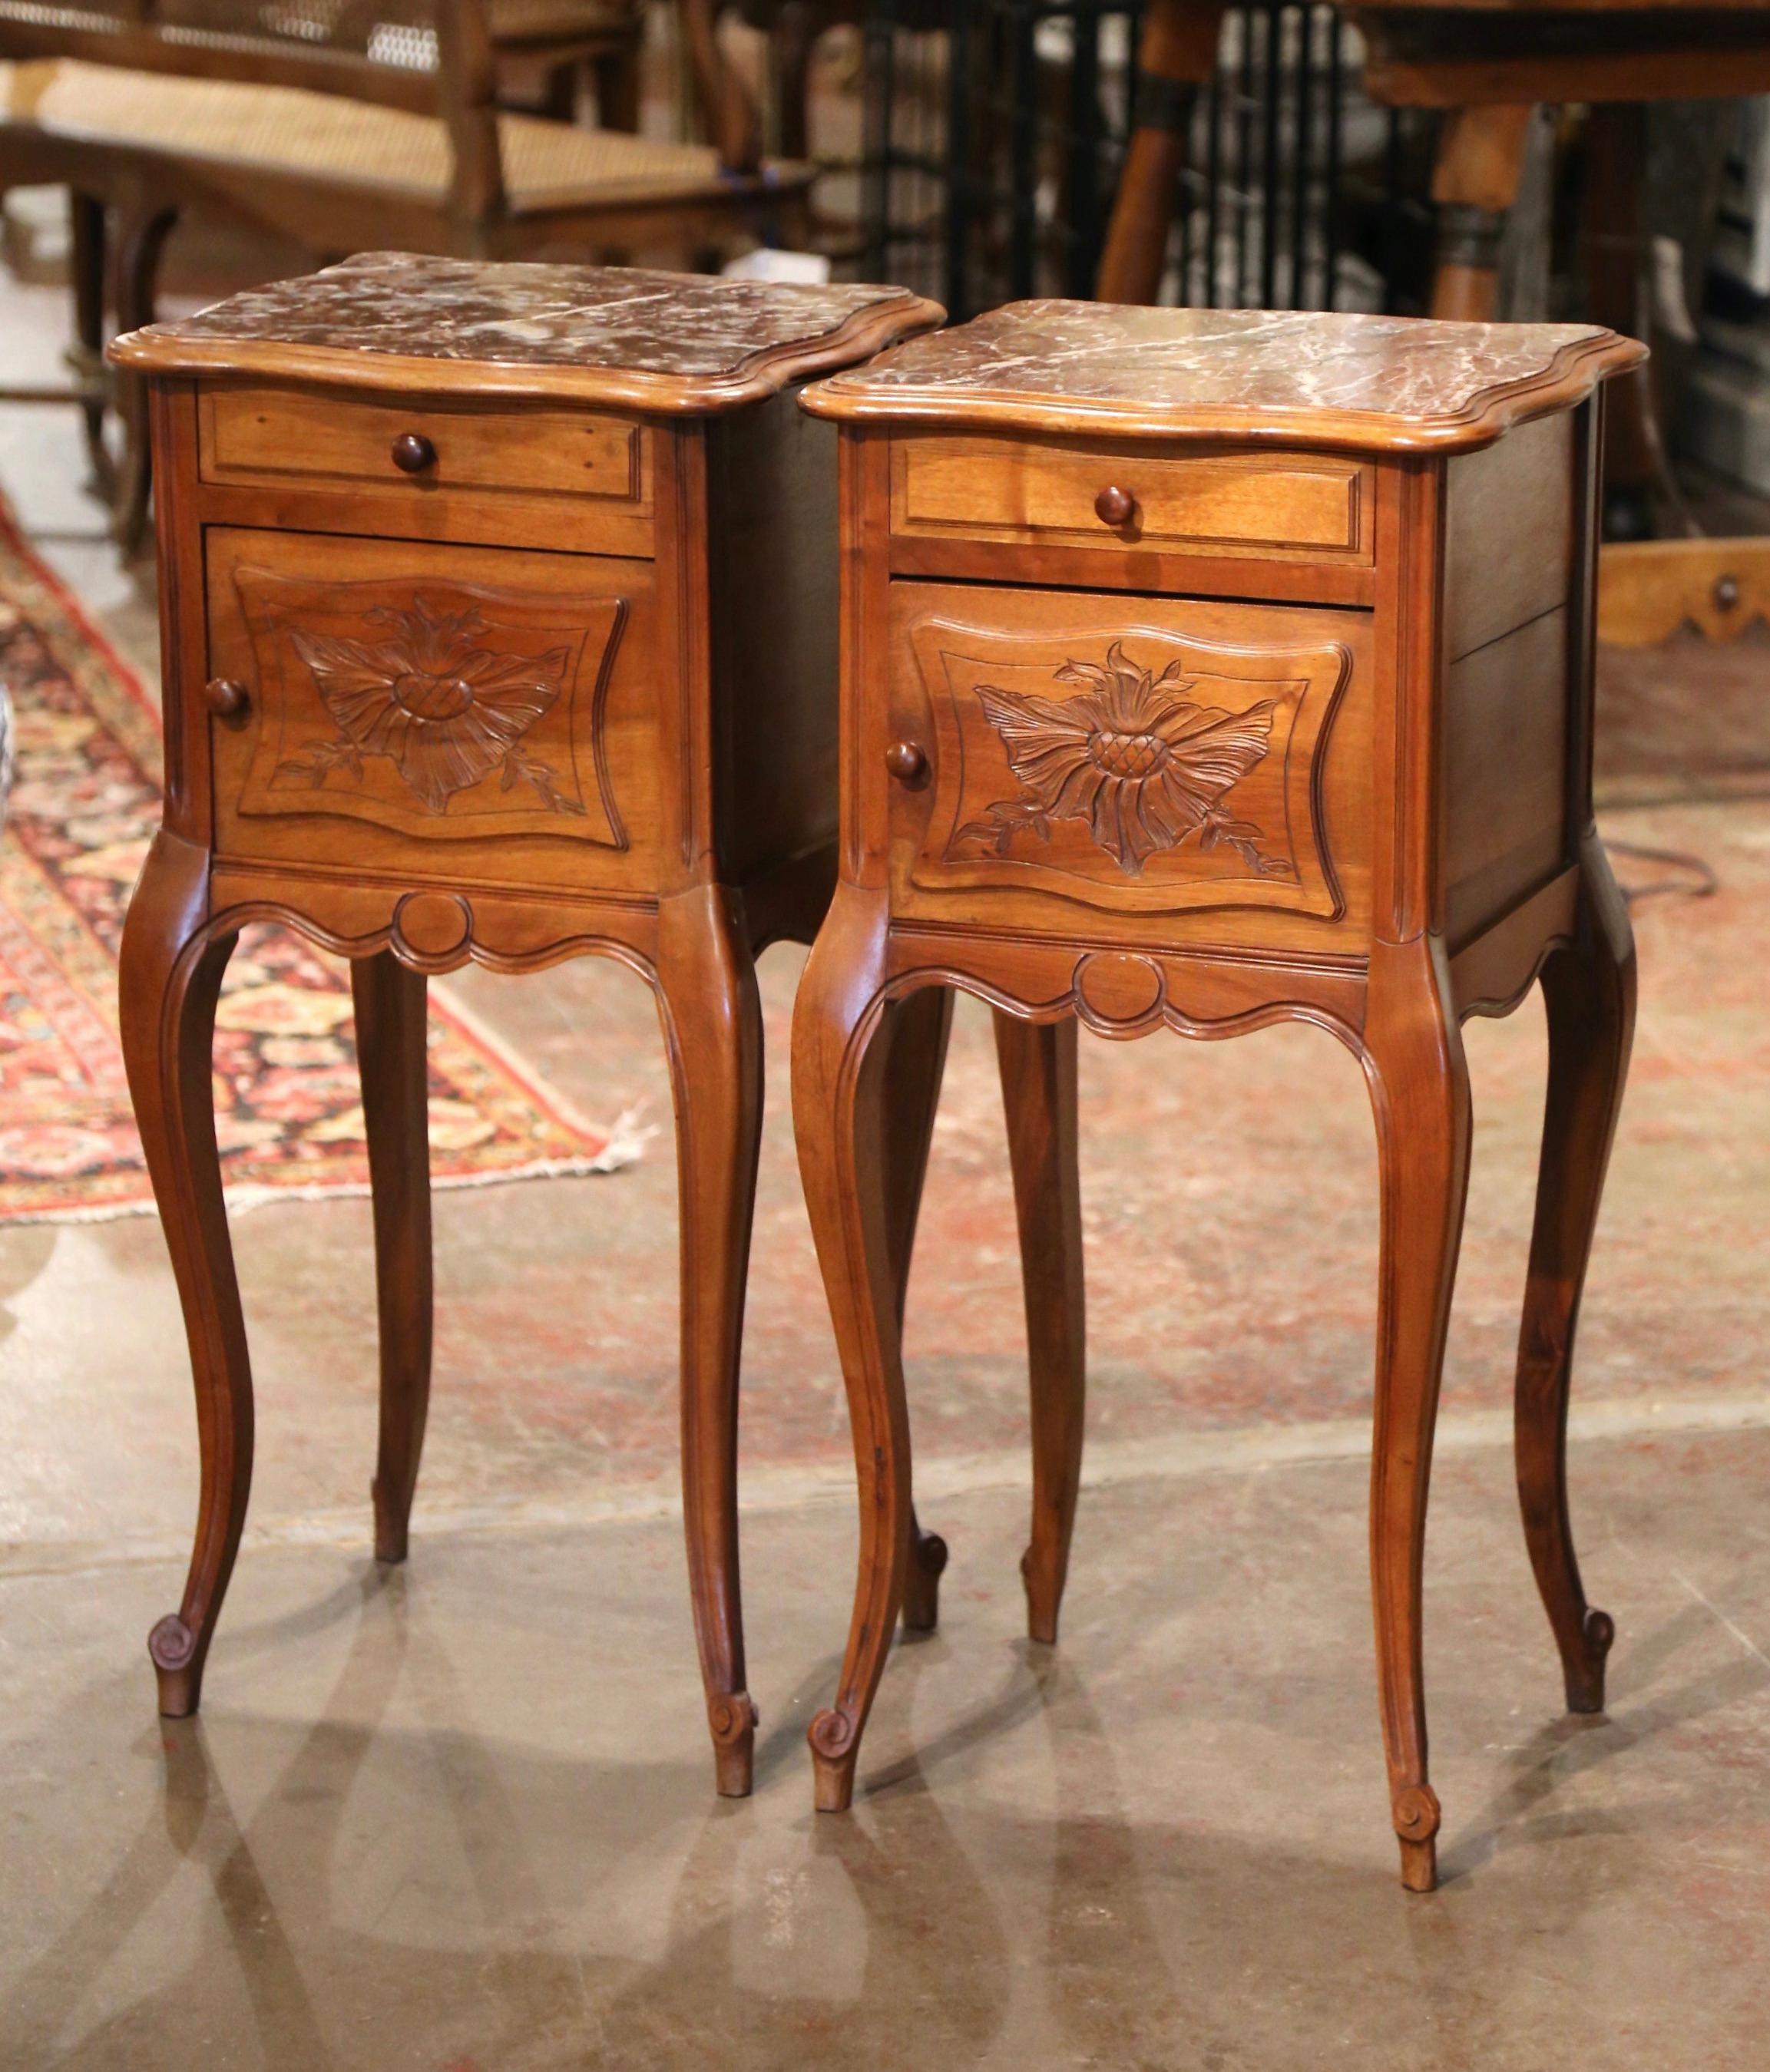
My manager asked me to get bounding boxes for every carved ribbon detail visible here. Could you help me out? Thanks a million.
[954,640,1287,877]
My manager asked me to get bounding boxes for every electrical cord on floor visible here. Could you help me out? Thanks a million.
[1605,838,1719,906]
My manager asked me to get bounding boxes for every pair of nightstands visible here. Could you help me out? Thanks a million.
[116,263,1642,1889]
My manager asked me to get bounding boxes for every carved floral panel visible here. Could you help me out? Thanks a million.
[902,610,1353,919]
[230,568,630,848]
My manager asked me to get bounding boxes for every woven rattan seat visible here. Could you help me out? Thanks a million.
[0,56,741,207]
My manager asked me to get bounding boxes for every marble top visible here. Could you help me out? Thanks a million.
[110,253,943,413]
[802,302,1646,451]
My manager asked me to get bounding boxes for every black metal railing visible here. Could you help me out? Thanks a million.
[845,2,1436,319]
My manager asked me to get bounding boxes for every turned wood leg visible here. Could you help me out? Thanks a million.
[792,891,917,1813]
[117,833,251,1718]
[656,885,765,1796]
[352,952,434,1567]
[875,984,955,1634]
[1428,104,1535,322]
[1516,839,1636,1715]
[994,1014,1087,1645]
[1360,937,1472,1893]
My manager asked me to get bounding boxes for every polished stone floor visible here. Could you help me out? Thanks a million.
[3,224,1769,2069]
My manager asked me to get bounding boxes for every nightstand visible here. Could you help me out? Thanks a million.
[108,253,941,1794]
[791,302,1645,1889]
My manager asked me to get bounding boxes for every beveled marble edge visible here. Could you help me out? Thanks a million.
[108,292,947,415]
[801,327,1648,452]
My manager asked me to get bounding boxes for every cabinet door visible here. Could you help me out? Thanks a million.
[885,580,1373,952]
[205,528,667,896]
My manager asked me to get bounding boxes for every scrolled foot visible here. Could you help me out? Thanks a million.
[371,1479,409,1566]
[901,1528,948,1634]
[148,1613,202,1718]
[1565,1605,1614,1715]
[708,1691,758,1798]
[809,1707,859,1812]
[1392,1784,1442,1894]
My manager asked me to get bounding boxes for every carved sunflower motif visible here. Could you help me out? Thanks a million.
[280,598,581,816]
[955,640,1289,877]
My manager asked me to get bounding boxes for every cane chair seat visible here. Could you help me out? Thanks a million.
[0,57,797,209]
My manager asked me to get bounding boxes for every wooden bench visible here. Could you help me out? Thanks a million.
[0,2,807,544]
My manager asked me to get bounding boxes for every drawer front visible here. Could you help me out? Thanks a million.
[885,581,1372,947]
[201,388,652,550]
[205,528,666,895]
[892,435,1373,563]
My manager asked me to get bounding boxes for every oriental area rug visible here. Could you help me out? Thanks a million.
[0,497,636,1224]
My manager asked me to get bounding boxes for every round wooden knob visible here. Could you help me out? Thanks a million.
[204,676,248,718]
[1094,484,1136,527]
[884,740,928,785]
[391,431,437,474]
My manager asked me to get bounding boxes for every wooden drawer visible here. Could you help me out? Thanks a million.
[882,580,1374,953]
[203,527,667,897]
[200,387,653,554]
[891,434,1374,565]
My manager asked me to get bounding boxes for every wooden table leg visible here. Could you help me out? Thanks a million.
[1515,834,1635,1716]
[1428,104,1536,321]
[1360,937,1473,1894]
[117,831,253,1719]
[876,984,957,1635]
[352,951,434,1568]
[994,1013,1086,1646]
[656,884,766,1797]
[792,889,918,1813]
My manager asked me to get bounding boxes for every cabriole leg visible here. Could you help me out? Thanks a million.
[657,886,766,1796]
[352,951,434,1567]
[994,1013,1086,1644]
[1361,937,1473,1892]
[1515,839,1635,1713]
[118,833,250,1717]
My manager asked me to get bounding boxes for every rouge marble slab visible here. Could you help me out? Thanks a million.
[111,252,944,413]
[802,300,1646,452]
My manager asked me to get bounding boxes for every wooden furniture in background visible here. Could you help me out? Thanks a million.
[794,299,1644,1891]
[0,0,806,547]
[108,254,946,1796]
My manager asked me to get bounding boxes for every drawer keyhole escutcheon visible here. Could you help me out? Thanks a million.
[885,740,929,787]
[204,677,249,719]
[1094,484,1136,527]
[392,431,438,475]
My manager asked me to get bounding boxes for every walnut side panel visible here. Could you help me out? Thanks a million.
[1442,607,1569,949]
[707,387,841,884]
[1443,412,1573,662]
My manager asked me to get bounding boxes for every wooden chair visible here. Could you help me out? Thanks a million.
[0,1,809,544]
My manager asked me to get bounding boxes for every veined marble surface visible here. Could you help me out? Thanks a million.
[120,253,928,378]
[806,301,1644,438]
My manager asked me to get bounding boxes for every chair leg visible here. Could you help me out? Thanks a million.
[68,192,113,497]
[352,952,434,1568]
[110,203,177,555]
[1516,838,1636,1715]
[656,885,765,1796]
[874,984,955,1634]
[117,833,251,1719]
[793,890,918,1813]
[994,1013,1086,1645]
[1360,936,1472,1893]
